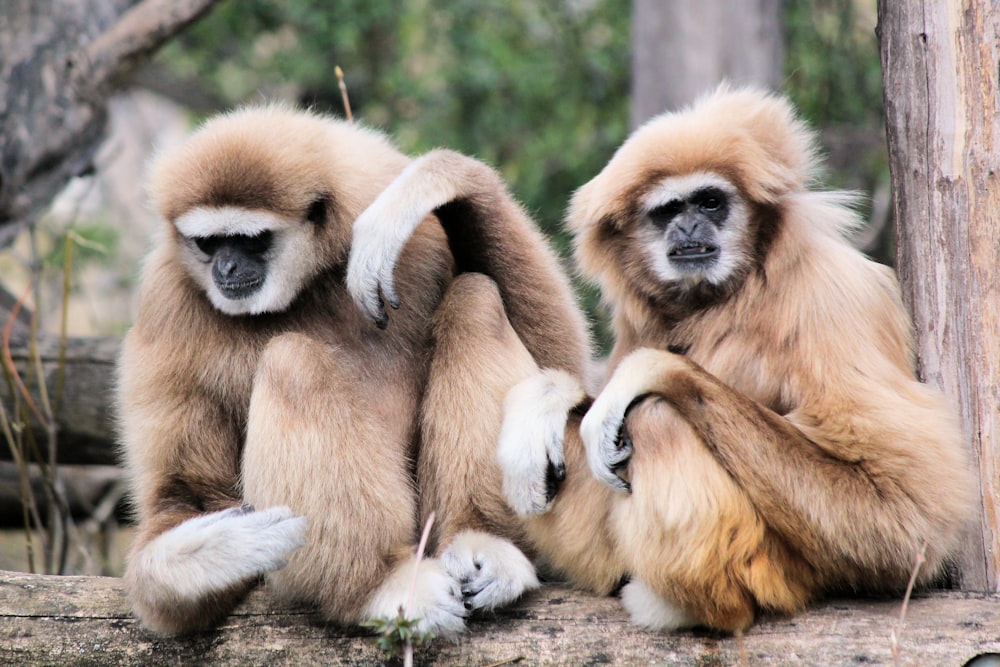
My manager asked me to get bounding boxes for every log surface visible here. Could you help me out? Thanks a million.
[0,570,998,666]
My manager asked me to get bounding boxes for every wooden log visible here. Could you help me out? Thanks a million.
[0,336,119,466]
[0,571,997,666]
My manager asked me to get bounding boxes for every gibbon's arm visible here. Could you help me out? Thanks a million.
[581,348,951,581]
[347,149,589,376]
[120,348,307,634]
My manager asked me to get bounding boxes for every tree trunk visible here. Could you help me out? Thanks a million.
[630,0,784,127]
[877,1,1000,591]
[0,0,221,245]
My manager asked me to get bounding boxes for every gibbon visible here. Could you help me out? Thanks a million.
[117,106,586,636]
[432,86,970,632]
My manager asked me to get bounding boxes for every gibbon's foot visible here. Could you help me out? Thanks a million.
[131,505,308,602]
[441,531,540,612]
[498,370,586,515]
[363,555,468,637]
[620,579,699,631]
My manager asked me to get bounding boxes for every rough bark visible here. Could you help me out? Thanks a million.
[0,572,997,666]
[877,1,1000,592]
[0,0,221,246]
[630,0,784,127]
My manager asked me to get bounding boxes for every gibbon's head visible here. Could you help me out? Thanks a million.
[568,85,819,309]
[149,106,409,316]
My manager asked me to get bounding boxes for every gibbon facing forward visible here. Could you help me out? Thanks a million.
[488,86,974,631]
[117,107,586,635]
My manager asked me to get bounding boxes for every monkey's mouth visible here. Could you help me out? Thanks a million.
[216,277,265,299]
[669,243,720,262]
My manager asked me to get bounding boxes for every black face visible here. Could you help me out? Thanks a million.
[649,186,729,270]
[190,231,274,299]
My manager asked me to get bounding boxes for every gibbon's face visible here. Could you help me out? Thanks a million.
[634,172,751,288]
[174,200,327,316]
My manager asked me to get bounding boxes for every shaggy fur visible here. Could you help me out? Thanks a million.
[497,86,974,632]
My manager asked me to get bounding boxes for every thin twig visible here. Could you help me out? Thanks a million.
[403,512,436,667]
[890,543,927,666]
[335,66,354,122]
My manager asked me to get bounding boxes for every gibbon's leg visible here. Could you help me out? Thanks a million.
[242,332,466,635]
[419,273,541,612]
[583,347,962,625]
[125,504,308,635]
[493,342,627,598]
[121,351,309,635]
[605,397,813,632]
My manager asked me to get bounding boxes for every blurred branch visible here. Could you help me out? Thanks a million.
[0,0,222,245]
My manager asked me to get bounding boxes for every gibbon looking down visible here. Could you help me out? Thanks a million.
[117,107,586,635]
[495,86,975,631]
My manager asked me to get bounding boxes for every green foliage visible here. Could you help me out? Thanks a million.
[361,607,436,659]
[784,0,883,127]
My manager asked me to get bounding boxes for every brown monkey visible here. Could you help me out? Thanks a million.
[490,86,973,631]
[119,106,588,636]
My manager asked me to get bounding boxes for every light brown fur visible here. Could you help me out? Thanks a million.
[471,87,974,632]
[118,107,453,634]
[120,108,590,634]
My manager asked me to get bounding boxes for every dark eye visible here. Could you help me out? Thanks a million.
[694,188,727,213]
[306,195,329,225]
[649,200,684,225]
[242,230,273,254]
[193,235,223,255]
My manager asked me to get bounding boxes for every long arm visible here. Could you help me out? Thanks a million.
[347,149,590,376]
[118,334,306,635]
[582,347,972,587]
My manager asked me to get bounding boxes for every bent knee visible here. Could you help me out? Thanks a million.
[433,273,512,344]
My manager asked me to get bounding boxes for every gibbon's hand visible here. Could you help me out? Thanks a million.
[441,531,540,612]
[347,154,458,328]
[364,555,469,637]
[498,370,585,515]
[581,348,683,493]
[132,505,309,602]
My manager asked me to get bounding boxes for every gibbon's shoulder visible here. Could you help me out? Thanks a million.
[148,104,409,223]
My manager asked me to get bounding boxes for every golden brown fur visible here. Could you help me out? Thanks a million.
[490,86,974,632]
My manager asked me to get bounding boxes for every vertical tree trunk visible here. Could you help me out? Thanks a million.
[877,0,999,591]
[630,0,784,128]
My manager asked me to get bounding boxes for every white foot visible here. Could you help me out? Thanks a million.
[498,369,585,515]
[130,505,308,603]
[363,555,468,637]
[441,531,540,612]
[620,579,699,631]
